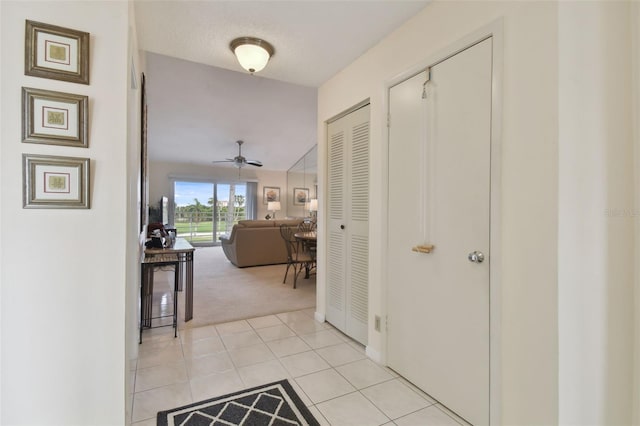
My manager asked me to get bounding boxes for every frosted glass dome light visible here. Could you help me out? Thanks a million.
[230,37,275,74]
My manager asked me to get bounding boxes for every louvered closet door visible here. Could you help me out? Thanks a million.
[326,104,370,345]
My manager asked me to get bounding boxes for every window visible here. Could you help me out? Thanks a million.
[173,181,255,245]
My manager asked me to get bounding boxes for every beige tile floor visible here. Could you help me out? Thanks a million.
[131,307,470,426]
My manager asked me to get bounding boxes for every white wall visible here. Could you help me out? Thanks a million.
[318,2,560,424]
[0,1,133,423]
[558,3,635,425]
[149,161,288,220]
[0,2,4,421]
[634,3,640,423]
[126,0,145,421]
[318,1,638,424]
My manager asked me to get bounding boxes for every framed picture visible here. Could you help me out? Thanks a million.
[22,87,88,147]
[25,20,90,85]
[263,186,280,204]
[23,154,90,209]
[293,187,309,205]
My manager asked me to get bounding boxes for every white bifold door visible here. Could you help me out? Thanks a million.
[387,38,493,425]
[326,104,370,345]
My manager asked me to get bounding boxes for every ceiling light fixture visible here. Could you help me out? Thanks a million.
[230,37,275,74]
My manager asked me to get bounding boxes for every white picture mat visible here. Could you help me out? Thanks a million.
[34,164,80,201]
[33,97,79,138]
[36,31,79,73]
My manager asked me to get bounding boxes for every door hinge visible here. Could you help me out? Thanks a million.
[385,315,389,333]
[387,112,390,128]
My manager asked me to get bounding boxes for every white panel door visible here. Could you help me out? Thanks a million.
[327,104,370,344]
[387,38,492,425]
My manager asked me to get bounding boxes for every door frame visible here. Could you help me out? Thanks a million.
[380,19,504,425]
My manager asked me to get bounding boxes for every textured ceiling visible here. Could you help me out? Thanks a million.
[134,0,430,170]
[134,1,430,87]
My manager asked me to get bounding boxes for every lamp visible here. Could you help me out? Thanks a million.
[309,199,318,217]
[230,37,275,74]
[267,201,281,219]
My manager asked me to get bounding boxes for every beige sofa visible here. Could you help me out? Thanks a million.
[220,219,303,267]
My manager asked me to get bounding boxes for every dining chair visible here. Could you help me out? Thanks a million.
[297,220,316,233]
[279,224,314,289]
[296,221,317,262]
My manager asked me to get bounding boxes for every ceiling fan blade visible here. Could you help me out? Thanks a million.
[213,141,262,168]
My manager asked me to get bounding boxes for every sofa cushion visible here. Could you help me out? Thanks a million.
[274,219,304,227]
[237,219,276,228]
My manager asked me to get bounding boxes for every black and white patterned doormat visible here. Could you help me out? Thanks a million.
[157,379,320,426]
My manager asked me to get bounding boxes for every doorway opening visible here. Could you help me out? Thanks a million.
[173,181,248,246]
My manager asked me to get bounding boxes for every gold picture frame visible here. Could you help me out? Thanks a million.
[25,20,90,85]
[22,87,88,147]
[23,154,90,209]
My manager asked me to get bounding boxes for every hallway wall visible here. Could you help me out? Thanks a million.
[0,2,134,423]
[318,2,559,423]
[558,2,635,424]
[317,1,638,424]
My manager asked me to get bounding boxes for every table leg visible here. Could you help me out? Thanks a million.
[185,252,193,321]
[173,262,179,337]
[141,265,154,329]
[140,263,155,342]
[176,256,183,292]
[139,265,144,343]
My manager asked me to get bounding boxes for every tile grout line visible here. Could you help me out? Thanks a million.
[133,310,424,425]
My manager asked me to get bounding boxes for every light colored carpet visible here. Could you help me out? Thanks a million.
[162,246,317,328]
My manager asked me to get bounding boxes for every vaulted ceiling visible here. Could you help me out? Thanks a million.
[134,1,430,171]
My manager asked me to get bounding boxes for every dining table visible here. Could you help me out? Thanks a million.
[293,230,317,243]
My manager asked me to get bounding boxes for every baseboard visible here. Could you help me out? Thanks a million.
[366,345,382,363]
[314,311,325,323]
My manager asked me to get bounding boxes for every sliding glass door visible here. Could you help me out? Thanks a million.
[215,183,247,241]
[173,181,247,245]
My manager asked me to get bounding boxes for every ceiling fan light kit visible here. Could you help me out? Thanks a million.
[230,37,275,74]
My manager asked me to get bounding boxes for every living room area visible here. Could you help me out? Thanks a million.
[145,243,316,328]
[143,51,320,329]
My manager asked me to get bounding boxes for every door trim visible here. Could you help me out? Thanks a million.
[381,19,504,425]
[326,98,371,124]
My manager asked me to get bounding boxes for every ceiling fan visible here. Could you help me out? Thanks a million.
[212,140,263,168]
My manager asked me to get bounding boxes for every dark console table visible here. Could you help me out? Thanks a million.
[140,238,194,342]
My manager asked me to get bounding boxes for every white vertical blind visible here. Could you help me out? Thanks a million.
[245,181,258,219]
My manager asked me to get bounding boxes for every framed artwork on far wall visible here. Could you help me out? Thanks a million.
[263,186,280,204]
[24,20,90,85]
[293,187,309,205]
[22,87,88,147]
[22,154,90,209]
